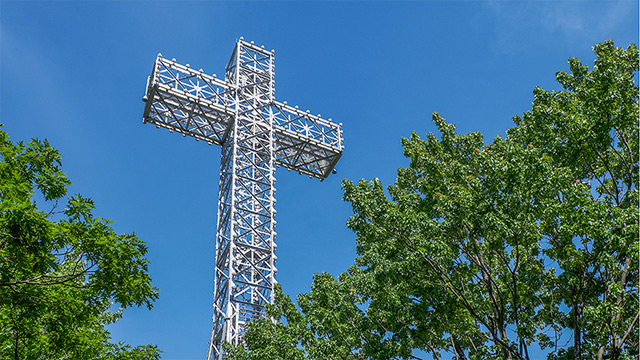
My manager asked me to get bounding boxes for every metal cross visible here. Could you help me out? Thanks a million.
[141,38,344,359]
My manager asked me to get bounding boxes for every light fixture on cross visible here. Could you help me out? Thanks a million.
[141,38,344,359]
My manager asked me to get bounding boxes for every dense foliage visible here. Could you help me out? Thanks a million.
[0,127,161,359]
[228,40,639,360]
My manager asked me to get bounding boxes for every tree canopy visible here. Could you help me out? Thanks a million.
[228,40,639,360]
[0,126,161,359]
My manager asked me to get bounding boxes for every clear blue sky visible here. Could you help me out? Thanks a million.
[1,1,637,359]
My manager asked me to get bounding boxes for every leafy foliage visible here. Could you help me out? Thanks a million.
[0,126,161,359]
[509,40,639,359]
[231,40,638,360]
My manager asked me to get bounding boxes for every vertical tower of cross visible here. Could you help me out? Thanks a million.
[212,39,277,357]
[141,38,344,359]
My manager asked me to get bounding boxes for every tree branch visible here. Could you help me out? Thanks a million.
[618,310,639,350]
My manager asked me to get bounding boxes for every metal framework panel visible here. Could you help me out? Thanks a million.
[141,38,344,360]
[143,57,235,145]
[272,101,343,178]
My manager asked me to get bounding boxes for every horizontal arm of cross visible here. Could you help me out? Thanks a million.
[271,101,343,179]
[142,55,344,179]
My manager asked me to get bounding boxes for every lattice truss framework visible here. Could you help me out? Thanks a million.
[142,39,343,360]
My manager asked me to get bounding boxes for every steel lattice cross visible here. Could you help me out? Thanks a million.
[141,38,344,359]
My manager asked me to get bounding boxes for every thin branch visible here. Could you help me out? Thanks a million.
[618,310,640,349]
[612,126,634,173]
[593,149,621,205]
[0,262,96,287]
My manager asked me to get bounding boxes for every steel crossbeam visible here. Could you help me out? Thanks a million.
[141,38,343,359]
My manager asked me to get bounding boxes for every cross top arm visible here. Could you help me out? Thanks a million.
[142,52,344,179]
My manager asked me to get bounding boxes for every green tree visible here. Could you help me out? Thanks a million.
[0,126,161,359]
[509,40,639,360]
[232,118,565,360]
[230,40,638,360]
